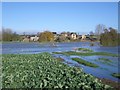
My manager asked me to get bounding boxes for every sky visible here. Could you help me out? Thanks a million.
[2,2,118,34]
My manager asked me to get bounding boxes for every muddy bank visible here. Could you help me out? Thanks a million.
[98,78,120,90]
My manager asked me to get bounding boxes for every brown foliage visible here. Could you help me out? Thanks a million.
[38,31,54,42]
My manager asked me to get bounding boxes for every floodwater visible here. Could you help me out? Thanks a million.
[2,42,120,82]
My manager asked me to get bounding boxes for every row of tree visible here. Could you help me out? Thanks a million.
[2,28,20,41]
[1,25,120,47]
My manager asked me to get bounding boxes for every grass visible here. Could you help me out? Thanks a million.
[55,57,64,61]
[111,73,120,79]
[72,58,99,68]
[95,58,113,66]
[98,58,112,62]
[78,48,93,52]
[2,53,112,89]
[53,51,119,57]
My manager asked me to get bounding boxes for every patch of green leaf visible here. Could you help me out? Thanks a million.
[2,53,112,89]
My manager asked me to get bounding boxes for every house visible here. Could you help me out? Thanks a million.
[22,35,39,42]
[81,35,86,40]
[70,32,77,40]
[23,36,30,42]
[52,32,57,35]
[61,32,68,37]
[30,35,39,42]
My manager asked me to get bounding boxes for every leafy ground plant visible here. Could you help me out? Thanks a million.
[72,58,99,68]
[2,53,112,89]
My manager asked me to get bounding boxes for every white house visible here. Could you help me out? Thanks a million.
[71,33,77,40]
[30,36,39,41]
[81,35,86,40]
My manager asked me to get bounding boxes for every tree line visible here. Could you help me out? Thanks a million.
[1,25,120,47]
[2,28,20,41]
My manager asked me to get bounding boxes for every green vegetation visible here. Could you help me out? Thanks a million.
[78,48,93,52]
[95,58,113,66]
[111,73,120,79]
[100,27,119,46]
[72,58,99,68]
[53,51,119,57]
[56,57,64,61]
[2,53,112,89]
[2,28,20,41]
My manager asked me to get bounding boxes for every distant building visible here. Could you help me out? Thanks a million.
[52,32,57,34]
[30,36,39,42]
[61,32,68,37]
[70,32,77,40]
[22,35,39,42]
[81,35,86,40]
[23,36,30,42]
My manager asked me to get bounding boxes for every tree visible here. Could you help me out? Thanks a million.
[38,31,54,42]
[89,31,94,36]
[100,27,118,46]
[95,24,106,41]
[2,28,20,41]
[2,28,13,41]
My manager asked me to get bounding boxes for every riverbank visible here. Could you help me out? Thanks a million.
[2,53,112,89]
[97,78,120,90]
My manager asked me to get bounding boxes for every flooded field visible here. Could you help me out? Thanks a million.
[2,42,120,82]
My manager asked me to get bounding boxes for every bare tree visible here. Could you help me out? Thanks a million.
[95,24,106,40]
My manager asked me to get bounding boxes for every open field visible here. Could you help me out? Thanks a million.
[2,53,112,89]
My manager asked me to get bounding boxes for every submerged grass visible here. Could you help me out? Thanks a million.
[72,58,99,68]
[2,53,112,89]
[78,48,93,52]
[53,51,118,57]
[95,58,113,66]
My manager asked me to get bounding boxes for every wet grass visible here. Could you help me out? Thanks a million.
[53,51,119,57]
[95,58,113,66]
[71,58,99,68]
[55,57,64,61]
[111,73,120,79]
[78,48,93,52]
